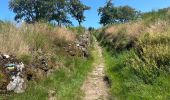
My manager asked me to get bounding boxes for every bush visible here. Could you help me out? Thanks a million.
[20,54,32,64]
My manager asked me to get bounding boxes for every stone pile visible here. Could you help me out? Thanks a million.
[0,54,26,93]
[66,32,91,57]
[25,50,50,81]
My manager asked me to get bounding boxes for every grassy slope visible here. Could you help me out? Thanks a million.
[103,50,170,99]
[8,56,93,100]
[0,22,95,99]
[99,8,170,99]
[5,37,98,100]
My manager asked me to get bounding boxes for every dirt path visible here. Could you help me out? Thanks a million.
[82,39,109,100]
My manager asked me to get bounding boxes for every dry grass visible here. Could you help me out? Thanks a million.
[104,20,169,38]
[105,21,145,38]
[101,19,170,50]
[0,22,76,57]
[0,23,30,56]
[99,17,170,82]
[21,23,76,42]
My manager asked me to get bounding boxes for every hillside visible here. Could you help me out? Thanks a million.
[0,22,95,99]
[0,3,170,100]
[96,8,170,99]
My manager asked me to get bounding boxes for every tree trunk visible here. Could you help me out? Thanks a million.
[78,21,81,26]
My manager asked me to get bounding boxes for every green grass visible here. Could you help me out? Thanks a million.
[4,37,101,100]
[4,47,96,100]
[6,56,93,100]
[97,8,170,100]
[103,49,170,100]
[0,21,96,100]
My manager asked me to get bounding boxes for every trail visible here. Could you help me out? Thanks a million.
[82,39,109,100]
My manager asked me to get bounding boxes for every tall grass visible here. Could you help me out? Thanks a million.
[98,8,170,99]
[103,50,170,99]
[0,22,76,58]
[0,22,30,56]
[0,22,94,99]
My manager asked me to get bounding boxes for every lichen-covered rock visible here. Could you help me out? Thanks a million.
[7,75,25,93]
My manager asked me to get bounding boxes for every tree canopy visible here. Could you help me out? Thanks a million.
[98,0,140,26]
[9,0,90,26]
[69,0,90,26]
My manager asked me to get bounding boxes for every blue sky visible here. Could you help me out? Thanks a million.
[0,0,170,28]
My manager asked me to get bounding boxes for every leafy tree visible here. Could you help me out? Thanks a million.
[9,0,71,26]
[49,0,72,26]
[98,0,139,25]
[69,0,90,26]
[98,0,113,26]
[117,6,139,23]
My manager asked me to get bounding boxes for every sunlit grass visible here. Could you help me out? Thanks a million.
[103,50,170,99]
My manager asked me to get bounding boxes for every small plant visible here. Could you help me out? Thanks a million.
[20,54,32,64]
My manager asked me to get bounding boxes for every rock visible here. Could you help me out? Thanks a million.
[7,75,25,93]
[76,43,80,47]
[14,77,25,93]
[48,90,57,100]
[2,54,10,59]
[64,32,91,57]
[16,62,25,72]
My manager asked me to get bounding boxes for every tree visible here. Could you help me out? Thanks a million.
[9,0,71,26]
[49,0,72,26]
[98,0,114,25]
[98,0,139,25]
[117,6,139,23]
[69,0,90,26]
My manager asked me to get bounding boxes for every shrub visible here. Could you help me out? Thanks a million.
[20,54,32,64]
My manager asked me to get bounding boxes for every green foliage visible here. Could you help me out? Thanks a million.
[20,54,32,64]
[0,21,93,99]
[98,0,113,26]
[103,50,170,99]
[9,48,95,100]
[50,0,72,26]
[69,0,90,26]
[9,0,71,26]
[98,0,140,25]
[99,26,170,84]
[129,52,159,84]
[142,8,170,22]
[98,28,135,52]
[68,26,86,35]
[98,7,170,99]
[9,0,90,26]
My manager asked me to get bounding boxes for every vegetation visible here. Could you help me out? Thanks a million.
[97,8,170,99]
[69,0,90,26]
[103,50,170,99]
[9,0,90,26]
[98,0,139,26]
[8,54,94,100]
[0,22,76,57]
[1,0,170,99]
[4,36,100,100]
[9,0,67,24]
[0,21,95,99]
